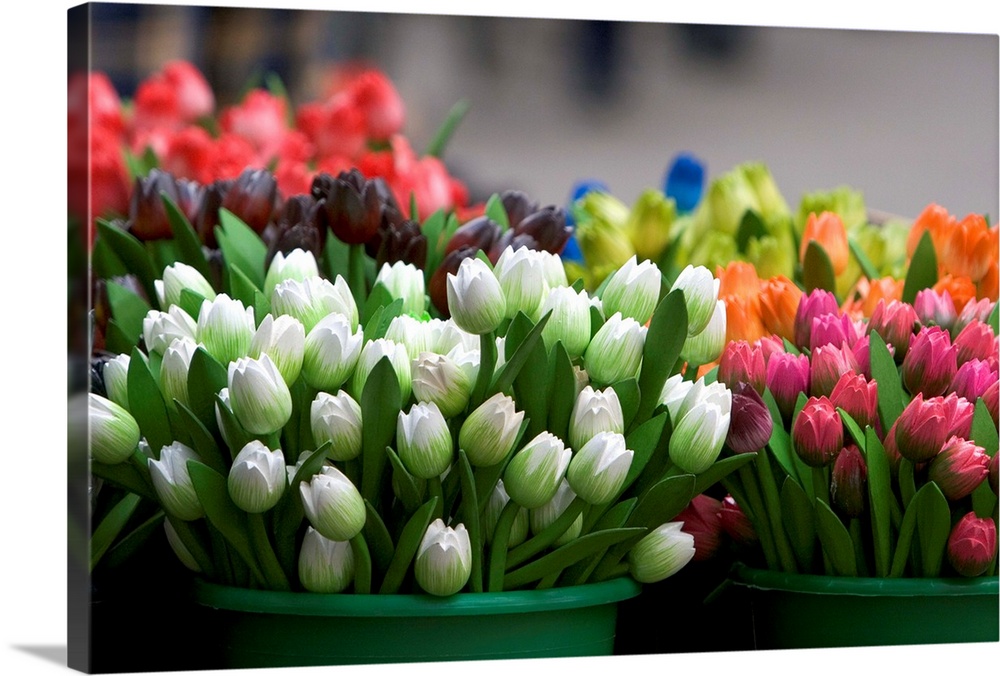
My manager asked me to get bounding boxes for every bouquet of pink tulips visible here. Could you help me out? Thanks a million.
[711,286,999,578]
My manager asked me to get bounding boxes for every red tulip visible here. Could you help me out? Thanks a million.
[831,444,867,518]
[676,495,724,562]
[829,372,879,430]
[947,513,997,577]
[792,396,843,467]
[954,320,996,366]
[719,495,757,546]
[726,382,773,454]
[719,340,767,394]
[928,436,989,500]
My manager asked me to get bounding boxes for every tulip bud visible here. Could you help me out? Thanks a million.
[381,314,430,362]
[681,299,727,366]
[352,338,412,404]
[155,261,217,310]
[89,393,141,464]
[221,168,277,234]
[623,189,676,262]
[458,393,525,467]
[569,386,625,452]
[913,289,957,331]
[941,392,976,440]
[766,352,811,420]
[902,326,958,397]
[263,248,320,298]
[513,205,572,254]
[445,215,502,256]
[759,276,803,342]
[298,527,355,593]
[128,169,179,240]
[483,479,529,546]
[947,512,997,577]
[628,522,696,583]
[227,353,294,436]
[493,246,550,321]
[810,342,860,398]
[446,257,506,335]
[669,380,732,474]
[227,441,287,513]
[726,382,773,454]
[676,495,724,562]
[375,261,427,316]
[831,444,867,518]
[949,359,997,402]
[411,351,472,418]
[143,305,198,355]
[300,466,367,542]
[720,494,758,546]
[566,431,634,505]
[249,314,306,386]
[271,275,358,334]
[101,353,131,411]
[302,313,364,391]
[829,372,879,430]
[953,298,995,336]
[601,256,661,325]
[529,480,583,545]
[928,436,990,500]
[718,340,767,394]
[318,170,396,245]
[414,519,472,596]
[658,373,694,424]
[954,321,996,367]
[793,289,839,351]
[670,265,720,336]
[868,300,919,361]
[791,396,843,467]
[196,294,256,367]
[503,432,572,509]
[396,402,453,479]
[584,312,646,385]
[894,394,952,463]
[149,442,204,521]
[310,390,363,462]
[373,218,427,270]
[800,211,849,276]
[810,312,861,351]
[539,286,592,358]
[160,336,199,407]
[164,519,202,573]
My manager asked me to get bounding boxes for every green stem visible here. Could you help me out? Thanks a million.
[470,332,497,409]
[755,450,798,574]
[348,243,368,314]
[247,512,291,591]
[683,362,701,382]
[351,533,372,594]
[812,466,830,507]
[506,497,586,570]
[486,500,520,592]
[590,561,630,584]
[737,465,779,570]
[899,460,917,510]
[428,477,444,522]
[849,518,870,577]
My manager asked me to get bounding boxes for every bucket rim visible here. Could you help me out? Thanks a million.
[730,563,1000,597]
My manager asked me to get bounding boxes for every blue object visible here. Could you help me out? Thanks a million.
[663,153,705,214]
[561,233,583,262]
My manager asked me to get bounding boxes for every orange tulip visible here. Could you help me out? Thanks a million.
[759,275,803,341]
[724,293,769,345]
[715,261,761,301]
[934,275,978,314]
[978,260,998,302]
[907,203,954,261]
[940,213,993,282]
[845,276,904,319]
[800,211,849,276]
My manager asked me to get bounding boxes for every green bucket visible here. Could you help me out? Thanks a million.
[731,564,1000,649]
[192,577,641,667]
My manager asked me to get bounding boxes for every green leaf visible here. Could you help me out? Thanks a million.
[91,237,128,280]
[780,477,817,572]
[988,300,1000,335]
[216,208,267,290]
[484,193,510,231]
[610,378,641,433]
[425,98,470,158]
[104,320,136,357]
[214,393,254,462]
[172,400,228,475]
[802,240,837,296]
[96,219,159,301]
[456,450,483,592]
[90,493,142,572]
[837,408,868,451]
[506,498,586,570]
[360,358,402,507]
[503,527,646,590]
[106,281,152,348]
[102,510,166,570]
[186,347,228,433]
[618,413,669,498]
[187,461,267,585]
[226,264,268,324]
[626,474,696,530]
[890,481,935,577]
[127,346,173,456]
[361,282,394,328]
[970,398,999,455]
[273,442,332,574]
[378,497,439,594]
[420,210,448,281]
[91,453,157,502]
[914,481,950,577]
[762,388,801,486]
[735,209,767,253]
[545,342,577,442]
[386,446,425,513]
[635,289,688,426]
[351,534,373,594]
[363,500,396,574]
[863,428,894,577]
[693,453,757,496]
[868,330,906,430]
[323,230,351,281]
[901,230,938,305]
[162,193,213,280]
[177,288,207,320]
[814,500,858,576]
[848,236,881,281]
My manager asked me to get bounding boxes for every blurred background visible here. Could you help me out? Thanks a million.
[88,3,998,220]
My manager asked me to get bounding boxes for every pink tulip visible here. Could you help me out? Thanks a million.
[947,513,997,577]
[983,380,999,427]
[766,352,810,420]
[953,298,995,335]
[928,436,989,500]
[831,444,867,518]
[949,359,998,402]
[719,495,757,546]
[902,326,958,397]
[792,396,843,467]
[810,342,860,398]
[894,394,952,463]
[913,288,957,331]
[940,392,975,440]
[810,312,861,351]
[954,321,996,366]
[829,372,879,430]
[793,289,839,351]
[676,495,724,563]
[719,341,767,394]
[868,299,919,361]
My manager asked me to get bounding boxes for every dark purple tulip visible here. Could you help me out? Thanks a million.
[194,178,232,248]
[314,169,402,245]
[374,219,427,270]
[512,205,572,254]
[428,246,478,316]
[726,382,773,454]
[445,215,502,257]
[128,169,180,241]
[487,230,539,264]
[221,168,278,234]
[500,190,540,230]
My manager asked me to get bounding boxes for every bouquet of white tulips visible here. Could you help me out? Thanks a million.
[89,201,753,596]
